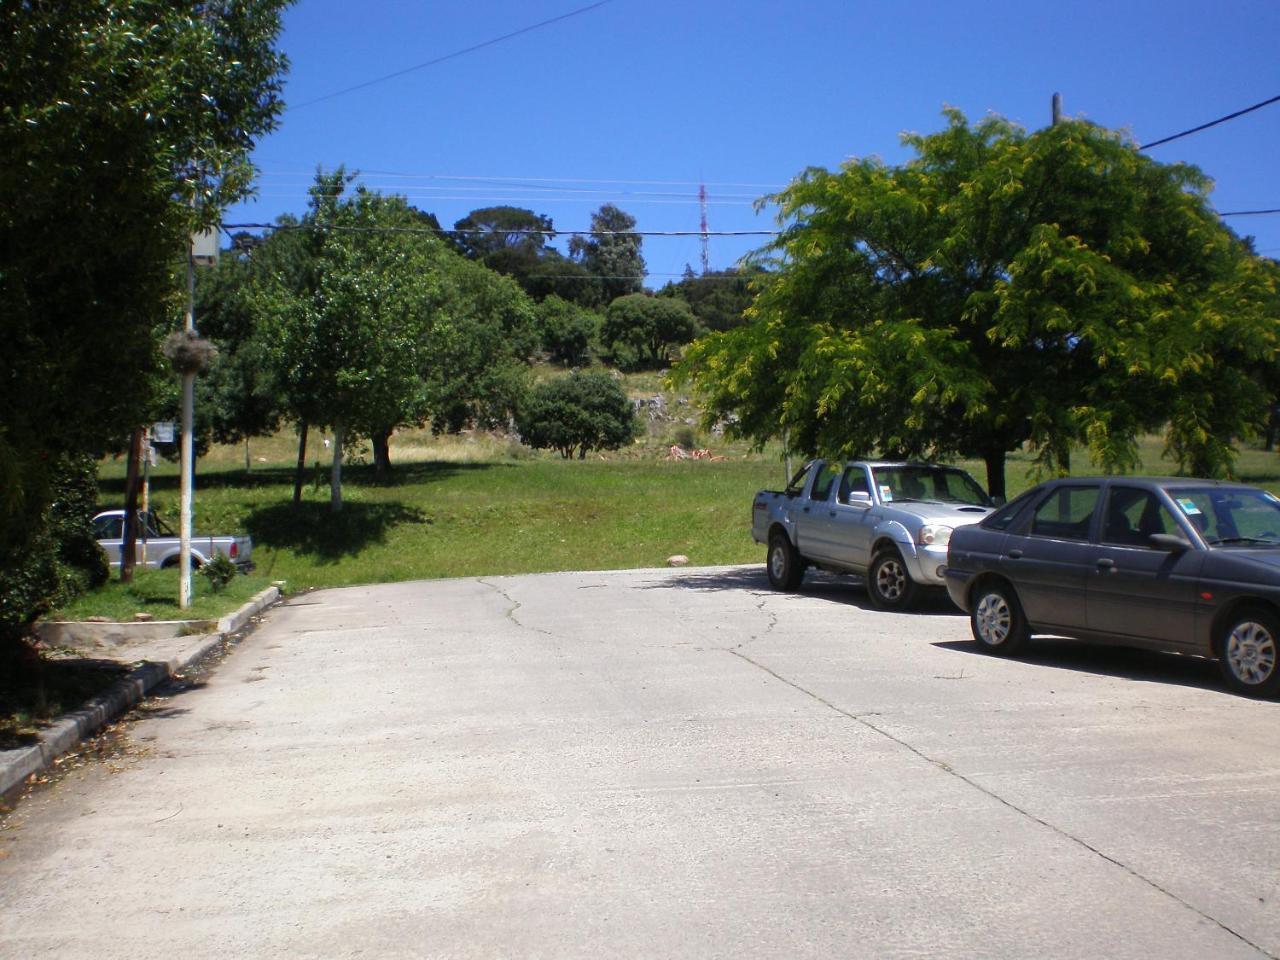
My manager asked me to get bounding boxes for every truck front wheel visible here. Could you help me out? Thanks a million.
[868,548,918,610]
[767,532,804,591]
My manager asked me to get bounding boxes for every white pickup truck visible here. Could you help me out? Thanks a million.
[92,510,254,573]
[753,460,995,609]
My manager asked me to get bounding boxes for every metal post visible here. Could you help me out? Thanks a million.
[179,242,195,608]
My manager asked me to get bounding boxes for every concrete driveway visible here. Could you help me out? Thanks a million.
[2,566,1278,959]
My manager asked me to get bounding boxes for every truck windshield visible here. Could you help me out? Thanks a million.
[870,465,990,506]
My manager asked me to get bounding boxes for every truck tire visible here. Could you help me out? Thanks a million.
[767,531,804,591]
[867,548,918,610]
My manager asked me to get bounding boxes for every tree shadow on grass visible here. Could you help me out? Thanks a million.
[98,459,507,497]
[244,500,428,562]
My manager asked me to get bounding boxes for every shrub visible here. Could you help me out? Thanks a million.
[199,553,238,593]
[516,372,637,459]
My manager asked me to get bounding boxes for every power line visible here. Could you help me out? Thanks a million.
[253,169,785,190]
[1219,208,1280,217]
[288,1,614,111]
[222,222,780,238]
[1140,94,1280,150]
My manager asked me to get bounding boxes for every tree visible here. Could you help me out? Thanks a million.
[603,294,699,369]
[657,266,763,332]
[259,171,538,498]
[674,110,1280,498]
[569,204,646,303]
[0,0,288,641]
[516,372,636,459]
[453,206,554,260]
[536,296,600,366]
[452,205,599,307]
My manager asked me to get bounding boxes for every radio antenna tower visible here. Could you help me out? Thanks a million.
[699,182,710,275]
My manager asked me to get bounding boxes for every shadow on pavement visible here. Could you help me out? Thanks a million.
[933,637,1231,695]
[646,566,965,617]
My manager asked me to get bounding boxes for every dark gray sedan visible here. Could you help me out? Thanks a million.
[944,477,1280,697]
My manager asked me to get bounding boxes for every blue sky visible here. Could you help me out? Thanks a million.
[227,0,1280,287]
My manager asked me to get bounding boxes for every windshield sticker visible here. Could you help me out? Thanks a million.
[880,485,893,502]
[1176,498,1202,516]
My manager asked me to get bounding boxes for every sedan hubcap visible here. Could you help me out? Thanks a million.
[1225,621,1277,685]
[975,593,1011,646]
[876,560,906,602]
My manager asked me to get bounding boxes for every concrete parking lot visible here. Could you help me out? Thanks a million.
[2,565,1278,959]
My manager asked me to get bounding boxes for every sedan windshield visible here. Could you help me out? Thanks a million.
[1166,486,1280,546]
[869,465,990,506]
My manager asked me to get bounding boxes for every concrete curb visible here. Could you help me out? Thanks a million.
[0,586,281,801]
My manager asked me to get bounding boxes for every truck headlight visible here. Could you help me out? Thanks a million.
[917,524,953,546]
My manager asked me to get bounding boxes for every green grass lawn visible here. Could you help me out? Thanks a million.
[85,426,1280,602]
[50,568,275,624]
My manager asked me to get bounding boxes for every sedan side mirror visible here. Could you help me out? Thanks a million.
[1148,533,1192,553]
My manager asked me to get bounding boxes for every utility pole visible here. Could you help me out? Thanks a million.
[1052,92,1062,126]
[699,182,710,275]
[179,234,196,608]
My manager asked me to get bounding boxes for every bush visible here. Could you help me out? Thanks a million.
[199,553,238,593]
[536,296,599,366]
[516,372,637,459]
[0,454,107,643]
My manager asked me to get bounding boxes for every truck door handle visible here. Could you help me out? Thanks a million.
[1007,549,1023,559]
[802,506,810,513]
[1096,558,1115,571]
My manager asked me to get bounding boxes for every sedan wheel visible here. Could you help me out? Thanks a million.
[969,582,1029,655]
[1219,610,1280,697]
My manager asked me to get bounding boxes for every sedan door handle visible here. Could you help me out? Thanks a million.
[1096,558,1115,571]
[1007,549,1023,559]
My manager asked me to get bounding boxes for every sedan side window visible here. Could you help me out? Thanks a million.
[94,517,123,540]
[1102,487,1179,547]
[1030,486,1099,541]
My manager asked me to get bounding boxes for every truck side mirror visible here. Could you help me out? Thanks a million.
[844,491,872,507]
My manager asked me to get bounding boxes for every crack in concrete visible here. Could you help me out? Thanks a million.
[732,594,780,650]
[478,578,558,639]
[728,648,1276,960]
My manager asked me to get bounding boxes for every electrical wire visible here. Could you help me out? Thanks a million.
[222,223,780,238]
[1140,94,1280,150]
[287,1,614,111]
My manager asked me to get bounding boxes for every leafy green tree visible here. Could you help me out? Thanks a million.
[603,294,699,369]
[658,266,762,332]
[0,0,288,640]
[259,172,538,498]
[194,246,284,466]
[453,206,555,260]
[452,205,599,307]
[569,204,646,304]
[675,110,1279,497]
[536,296,600,366]
[516,372,636,459]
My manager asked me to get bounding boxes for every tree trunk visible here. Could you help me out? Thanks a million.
[293,421,309,507]
[245,437,251,472]
[372,427,393,480]
[331,421,344,512]
[983,448,1007,502]
[1266,406,1278,452]
[120,427,144,583]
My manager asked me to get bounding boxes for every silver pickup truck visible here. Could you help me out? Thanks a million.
[753,460,994,609]
[92,510,254,572]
